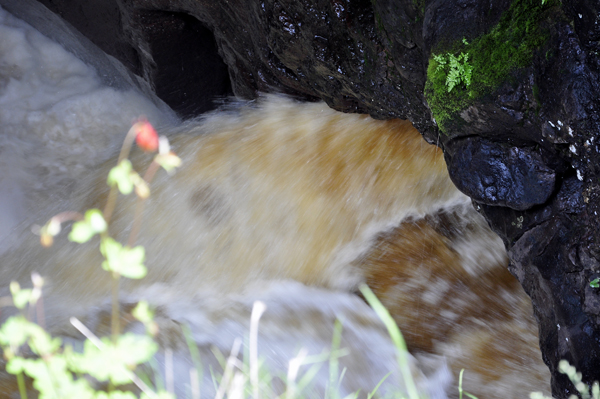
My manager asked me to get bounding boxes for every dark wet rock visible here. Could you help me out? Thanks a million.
[29,0,233,118]
[445,138,556,210]
[130,10,233,117]
[19,0,600,396]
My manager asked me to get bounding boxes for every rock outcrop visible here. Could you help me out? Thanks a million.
[16,0,600,396]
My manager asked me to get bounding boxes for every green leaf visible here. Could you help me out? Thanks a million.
[0,316,33,348]
[28,325,62,356]
[155,152,182,174]
[436,50,473,93]
[0,315,62,357]
[118,248,147,279]
[116,333,158,365]
[132,301,154,324]
[107,159,134,195]
[69,221,95,244]
[69,209,107,244]
[86,209,108,233]
[8,348,96,399]
[9,280,20,295]
[20,358,50,390]
[132,301,158,335]
[9,281,33,309]
[6,356,26,374]
[70,333,157,385]
[591,278,600,288]
[100,237,147,279]
[433,53,447,68]
[22,354,97,399]
[13,288,33,309]
[70,338,131,385]
[100,237,121,267]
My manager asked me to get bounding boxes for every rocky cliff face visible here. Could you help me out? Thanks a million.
[19,0,600,396]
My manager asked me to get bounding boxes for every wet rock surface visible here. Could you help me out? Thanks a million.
[29,0,233,117]
[22,0,600,396]
[445,138,556,210]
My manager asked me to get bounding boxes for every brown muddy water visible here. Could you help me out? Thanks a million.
[0,5,550,399]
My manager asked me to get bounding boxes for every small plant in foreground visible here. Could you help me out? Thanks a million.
[360,284,479,399]
[359,284,420,399]
[0,117,429,399]
[0,119,407,399]
[0,119,180,399]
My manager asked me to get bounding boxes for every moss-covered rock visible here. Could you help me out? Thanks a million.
[425,0,558,132]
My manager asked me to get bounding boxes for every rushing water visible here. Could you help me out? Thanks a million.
[0,5,551,399]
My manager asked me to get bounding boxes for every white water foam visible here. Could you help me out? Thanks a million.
[0,5,177,251]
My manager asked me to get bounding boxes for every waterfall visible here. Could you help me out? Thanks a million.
[0,5,550,399]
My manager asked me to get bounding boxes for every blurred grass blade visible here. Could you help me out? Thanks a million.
[359,284,420,399]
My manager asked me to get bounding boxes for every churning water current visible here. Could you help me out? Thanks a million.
[0,5,551,399]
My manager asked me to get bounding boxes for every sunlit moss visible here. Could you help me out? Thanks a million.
[425,0,560,133]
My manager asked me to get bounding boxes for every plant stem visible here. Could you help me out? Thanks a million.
[52,211,84,224]
[143,159,161,185]
[250,301,266,399]
[104,123,139,225]
[71,317,105,349]
[105,124,141,341]
[215,338,242,399]
[328,320,343,399]
[359,284,420,399]
[102,186,119,226]
[16,372,27,399]
[118,124,140,165]
[111,274,120,343]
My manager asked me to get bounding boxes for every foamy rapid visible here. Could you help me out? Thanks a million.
[0,5,177,252]
[0,4,551,399]
[0,5,453,398]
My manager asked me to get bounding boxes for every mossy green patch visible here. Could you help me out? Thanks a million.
[413,0,425,16]
[425,0,558,132]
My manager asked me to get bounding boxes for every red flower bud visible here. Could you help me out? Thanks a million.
[134,120,159,152]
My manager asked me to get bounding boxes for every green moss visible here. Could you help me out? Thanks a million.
[412,0,425,15]
[532,83,541,115]
[425,0,558,132]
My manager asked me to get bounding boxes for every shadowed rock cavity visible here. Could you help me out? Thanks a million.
[20,0,600,396]
[127,10,233,117]
[29,0,233,117]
